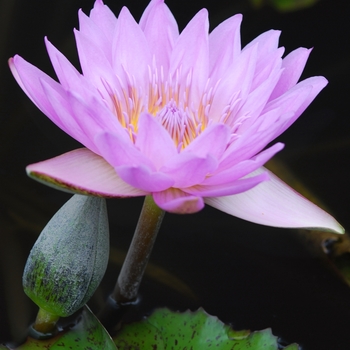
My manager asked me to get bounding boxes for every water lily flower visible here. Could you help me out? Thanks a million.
[9,0,343,233]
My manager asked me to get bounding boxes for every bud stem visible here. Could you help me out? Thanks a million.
[33,307,60,334]
[111,195,165,303]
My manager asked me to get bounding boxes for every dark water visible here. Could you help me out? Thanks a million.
[1,0,350,349]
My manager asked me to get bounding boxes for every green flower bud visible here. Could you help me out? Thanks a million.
[23,195,109,317]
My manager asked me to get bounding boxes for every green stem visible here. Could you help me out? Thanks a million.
[111,195,165,303]
[33,307,60,334]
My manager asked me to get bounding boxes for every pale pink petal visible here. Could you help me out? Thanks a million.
[232,67,282,131]
[204,142,284,185]
[250,47,284,92]
[169,9,209,104]
[26,148,146,197]
[185,171,269,197]
[183,123,231,159]
[116,164,174,192]
[78,9,112,62]
[161,152,217,188]
[94,131,154,170]
[9,56,69,132]
[40,79,97,152]
[45,38,94,97]
[153,188,204,214]
[135,113,177,169]
[244,29,281,55]
[112,7,151,90]
[64,89,127,147]
[89,0,117,43]
[219,109,292,168]
[264,76,328,136]
[205,167,344,233]
[74,29,117,98]
[139,0,179,72]
[209,44,257,121]
[270,47,312,100]
[95,132,174,191]
[209,14,242,82]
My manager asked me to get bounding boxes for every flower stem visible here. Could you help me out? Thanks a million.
[111,195,165,303]
[33,307,59,334]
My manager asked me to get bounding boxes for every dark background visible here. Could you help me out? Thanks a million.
[1,0,350,349]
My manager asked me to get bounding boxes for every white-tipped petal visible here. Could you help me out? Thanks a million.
[205,167,344,234]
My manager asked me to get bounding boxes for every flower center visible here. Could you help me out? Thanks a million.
[156,101,197,150]
[109,67,215,149]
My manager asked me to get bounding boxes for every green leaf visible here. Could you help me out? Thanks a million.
[114,308,299,349]
[6,306,116,350]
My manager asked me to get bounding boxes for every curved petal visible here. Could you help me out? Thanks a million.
[183,122,231,159]
[78,8,113,63]
[204,142,284,185]
[94,131,154,169]
[89,0,117,43]
[74,28,118,98]
[139,0,179,72]
[26,148,146,197]
[270,47,312,100]
[136,113,177,169]
[9,56,67,131]
[185,171,269,197]
[209,14,242,82]
[161,152,217,188]
[112,6,151,91]
[45,38,84,92]
[153,188,204,214]
[243,29,281,54]
[205,167,344,233]
[40,79,97,152]
[169,8,209,104]
[209,44,257,122]
[116,164,174,192]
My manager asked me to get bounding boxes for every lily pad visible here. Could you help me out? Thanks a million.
[3,306,116,350]
[114,308,299,349]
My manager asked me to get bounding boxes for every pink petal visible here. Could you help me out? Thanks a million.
[250,47,284,92]
[26,148,146,197]
[232,67,282,132]
[264,76,328,136]
[94,131,154,169]
[112,7,151,90]
[244,29,281,55]
[153,188,204,214]
[66,90,127,143]
[204,142,284,185]
[135,113,177,169]
[209,14,242,82]
[161,152,217,188]
[74,28,118,98]
[183,123,231,159]
[139,0,179,72]
[219,109,292,167]
[95,132,174,192]
[209,44,257,121]
[89,0,117,44]
[185,171,269,197]
[270,47,312,100]
[78,8,112,63]
[169,9,209,104]
[40,79,97,152]
[205,167,344,233]
[9,56,66,131]
[45,38,84,91]
[115,164,174,192]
